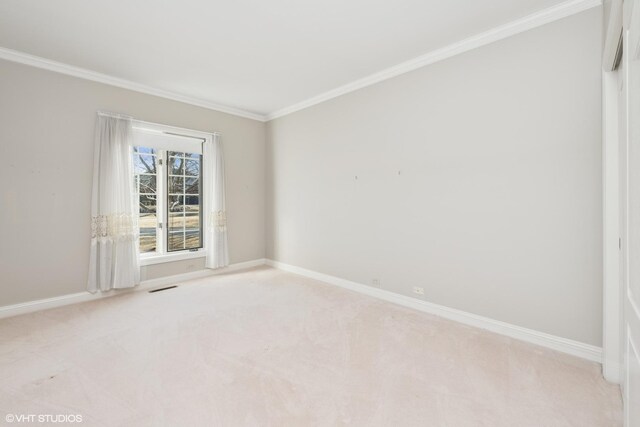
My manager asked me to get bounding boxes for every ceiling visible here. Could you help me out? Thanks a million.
[0,0,578,118]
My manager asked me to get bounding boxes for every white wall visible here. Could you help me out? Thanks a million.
[0,59,266,306]
[266,9,603,345]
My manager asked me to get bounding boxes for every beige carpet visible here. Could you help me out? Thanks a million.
[0,267,622,426]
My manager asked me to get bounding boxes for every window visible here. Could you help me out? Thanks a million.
[167,151,202,251]
[133,146,159,252]
[131,124,209,264]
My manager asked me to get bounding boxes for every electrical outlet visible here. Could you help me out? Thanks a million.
[372,279,380,287]
[413,286,425,295]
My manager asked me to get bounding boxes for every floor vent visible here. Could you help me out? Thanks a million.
[149,285,178,293]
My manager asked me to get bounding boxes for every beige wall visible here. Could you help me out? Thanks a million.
[603,0,611,28]
[266,9,603,345]
[0,8,605,347]
[0,60,266,305]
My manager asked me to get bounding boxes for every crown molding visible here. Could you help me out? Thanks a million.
[0,0,600,123]
[265,0,602,121]
[0,47,267,122]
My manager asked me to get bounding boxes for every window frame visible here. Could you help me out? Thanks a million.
[131,121,212,266]
[166,151,204,253]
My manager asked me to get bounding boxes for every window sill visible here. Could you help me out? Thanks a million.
[139,250,206,266]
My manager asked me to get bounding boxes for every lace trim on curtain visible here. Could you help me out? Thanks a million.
[211,210,227,232]
[91,214,138,240]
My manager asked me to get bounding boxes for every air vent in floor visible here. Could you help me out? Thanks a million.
[149,285,178,293]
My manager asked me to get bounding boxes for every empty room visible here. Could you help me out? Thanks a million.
[0,0,638,425]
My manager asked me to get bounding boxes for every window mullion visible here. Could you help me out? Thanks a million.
[158,150,166,256]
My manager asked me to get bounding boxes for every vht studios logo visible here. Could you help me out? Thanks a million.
[5,414,83,423]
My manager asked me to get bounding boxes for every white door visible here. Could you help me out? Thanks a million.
[624,0,640,424]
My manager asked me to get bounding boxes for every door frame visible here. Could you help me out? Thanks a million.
[603,66,622,384]
[622,1,640,424]
[602,0,624,385]
[604,1,640,425]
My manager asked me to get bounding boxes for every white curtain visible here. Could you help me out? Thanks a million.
[204,133,229,269]
[87,113,140,293]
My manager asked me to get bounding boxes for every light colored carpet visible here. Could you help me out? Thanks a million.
[0,267,622,426]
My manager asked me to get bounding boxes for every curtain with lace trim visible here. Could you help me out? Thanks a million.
[87,113,139,292]
[204,133,229,269]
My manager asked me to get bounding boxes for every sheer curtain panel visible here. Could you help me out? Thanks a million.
[204,133,229,269]
[87,113,140,292]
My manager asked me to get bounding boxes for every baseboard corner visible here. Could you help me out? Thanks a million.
[265,259,603,363]
[0,258,268,319]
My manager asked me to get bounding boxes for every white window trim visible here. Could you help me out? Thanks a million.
[139,250,205,266]
[132,120,215,265]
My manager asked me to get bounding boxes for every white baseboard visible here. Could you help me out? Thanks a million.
[140,258,266,289]
[1,257,603,364]
[265,259,603,363]
[603,360,623,384]
[0,258,266,320]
